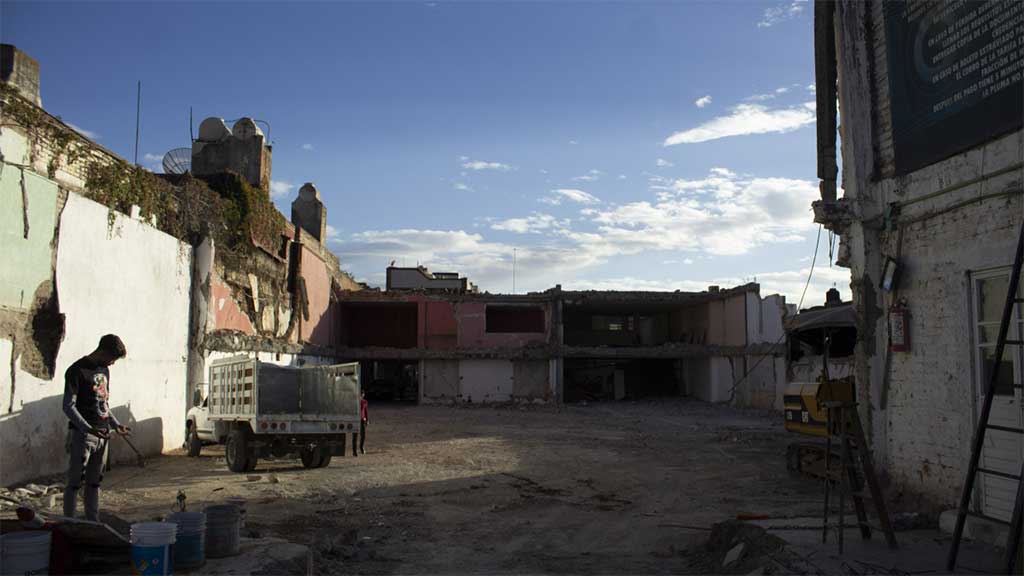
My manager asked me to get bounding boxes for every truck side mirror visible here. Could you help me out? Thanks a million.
[193,387,203,407]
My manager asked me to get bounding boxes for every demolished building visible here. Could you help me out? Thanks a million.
[334,283,792,408]
[1,43,796,488]
[812,0,1023,541]
[0,44,360,486]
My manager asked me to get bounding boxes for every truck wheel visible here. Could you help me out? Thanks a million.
[187,424,202,457]
[226,428,250,473]
[300,446,323,469]
[317,448,332,468]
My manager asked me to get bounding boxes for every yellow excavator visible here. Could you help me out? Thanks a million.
[783,293,857,478]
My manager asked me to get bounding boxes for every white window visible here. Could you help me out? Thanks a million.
[970,267,1023,521]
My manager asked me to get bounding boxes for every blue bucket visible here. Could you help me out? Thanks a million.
[131,544,171,575]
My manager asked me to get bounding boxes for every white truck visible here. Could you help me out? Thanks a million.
[186,356,361,472]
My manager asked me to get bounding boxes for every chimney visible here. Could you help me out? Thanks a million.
[1,45,41,106]
[291,183,326,243]
[824,287,842,307]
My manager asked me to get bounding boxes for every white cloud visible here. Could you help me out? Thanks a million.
[541,188,602,205]
[807,83,816,92]
[663,101,816,145]
[656,158,675,168]
[461,158,512,171]
[758,0,807,28]
[332,166,823,295]
[66,122,99,140]
[302,143,314,151]
[572,169,603,182]
[454,182,472,192]
[143,153,163,162]
[569,140,579,145]
[326,224,340,242]
[775,86,789,94]
[270,180,295,199]
[491,213,567,234]
[618,174,627,180]
[577,167,818,256]
[695,95,713,108]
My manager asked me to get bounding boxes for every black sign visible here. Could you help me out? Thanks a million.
[884,1,1023,175]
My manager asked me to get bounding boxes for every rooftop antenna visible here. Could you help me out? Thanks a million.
[189,106,194,142]
[513,248,517,294]
[133,81,141,167]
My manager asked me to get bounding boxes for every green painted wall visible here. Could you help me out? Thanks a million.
[0,163,58,309]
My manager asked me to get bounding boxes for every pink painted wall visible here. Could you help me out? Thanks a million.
[422,300,457,349]
[211,277,255,334]
[456,302,549,348]
[301,245,334,347]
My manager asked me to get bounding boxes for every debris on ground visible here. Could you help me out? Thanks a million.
[684,521,788,574]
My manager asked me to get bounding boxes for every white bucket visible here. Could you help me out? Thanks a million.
[130,521,178,546]
[1,530,52,576]
[224,498,247,528]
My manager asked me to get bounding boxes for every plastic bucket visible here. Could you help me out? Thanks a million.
[166,512,206,570]
[224,498,247,529]
[130,522,176,576]
[203,505,240,558]
[1,530,51,576]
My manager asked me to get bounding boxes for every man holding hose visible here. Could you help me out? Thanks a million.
[63,334,131,520]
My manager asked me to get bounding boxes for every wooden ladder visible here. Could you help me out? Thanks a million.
[947,222,1024,574]
[821,400,898,553]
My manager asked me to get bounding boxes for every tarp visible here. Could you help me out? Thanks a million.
[785,304,856,333]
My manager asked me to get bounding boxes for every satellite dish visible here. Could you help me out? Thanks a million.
[162,148,192,174]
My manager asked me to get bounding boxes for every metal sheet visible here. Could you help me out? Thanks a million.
[257,364,301,415]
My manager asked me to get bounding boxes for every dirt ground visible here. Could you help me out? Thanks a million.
[97,399,824,574]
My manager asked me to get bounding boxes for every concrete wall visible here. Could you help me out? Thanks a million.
[823,0,1024,511]
[707,294,747,346]
[0,167,58,309]
[300,245,334,347]
[1,192,193,486]
[388,268,465,292]
[421,300,457,349]
[456,302,549,348]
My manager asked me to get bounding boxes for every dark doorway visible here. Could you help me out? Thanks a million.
[361,360,419,403]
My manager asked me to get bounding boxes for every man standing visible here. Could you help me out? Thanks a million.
[352,391,368,456]
[63,334,129,520]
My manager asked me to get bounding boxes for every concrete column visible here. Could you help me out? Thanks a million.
[186,237,214,400]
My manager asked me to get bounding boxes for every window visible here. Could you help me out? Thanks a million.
[972,269,1023,396]
[591,315,634,332]
[486,305,545,333]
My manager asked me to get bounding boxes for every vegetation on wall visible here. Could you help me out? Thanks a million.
[1,84,87,178]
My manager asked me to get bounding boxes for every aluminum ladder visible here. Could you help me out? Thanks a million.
[947,222,1024,574]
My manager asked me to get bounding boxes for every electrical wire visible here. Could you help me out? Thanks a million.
[726,224,823,401]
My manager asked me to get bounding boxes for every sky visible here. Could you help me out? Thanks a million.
[2,0,850,307]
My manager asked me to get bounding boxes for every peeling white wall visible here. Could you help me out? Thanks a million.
[1,192,193,486]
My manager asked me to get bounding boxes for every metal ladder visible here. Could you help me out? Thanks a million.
[947,222,1024,574]
[822,400,898,553]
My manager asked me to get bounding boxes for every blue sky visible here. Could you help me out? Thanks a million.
[3,0,849,306]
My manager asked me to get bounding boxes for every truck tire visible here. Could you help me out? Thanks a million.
[226,428,251,473]
[299,444,325,467]
[187,424,202,457]
[300,445,323,469]
[317,449,332,468]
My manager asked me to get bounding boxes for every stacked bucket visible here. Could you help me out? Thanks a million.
[166,512,206,570]
[127,502,241,574]
[0,531,52,575]
[130,522,177,575]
